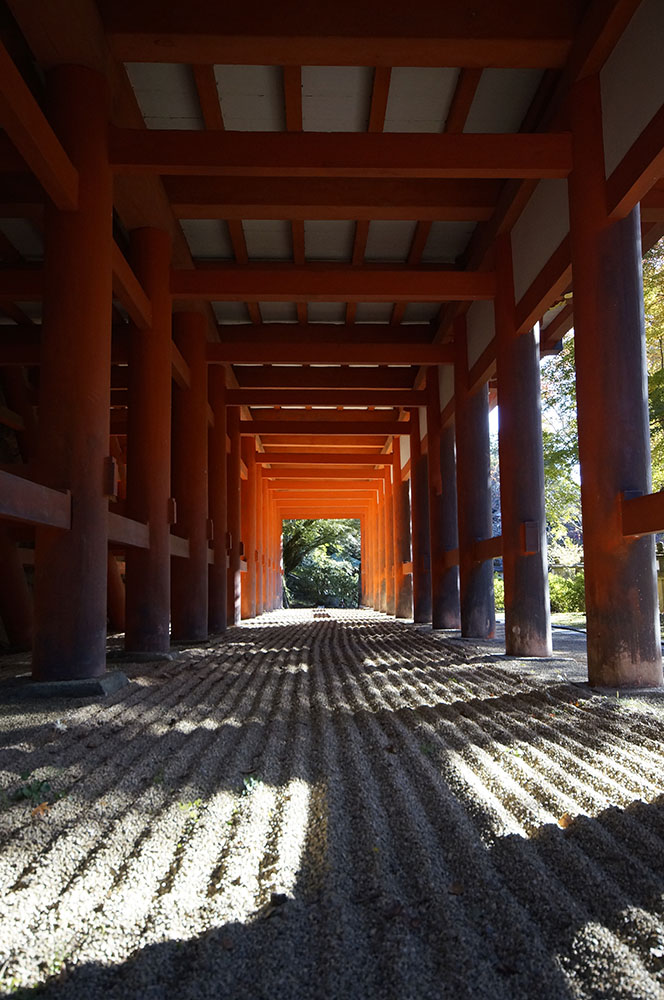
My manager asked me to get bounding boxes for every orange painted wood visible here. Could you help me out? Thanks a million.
[621,490,664,537]
[111,241,153,330]
[166,176,502,221]
[263,468,386,479]
[0,41,78,210]
[607,102,664,220]
[240,437,257,619]
[402,562,413,576]
[210,342,453,364]
[258,434,392,447]
[192,64,224,129]
[0,468,70,529]
[220,323,433,344]
[368,67,391,132]
[227,406,242,623]
[257,453,390,465]
[240,420,408,437]
[445,68,483,133]
[283,66,303,131]
[515,235,571,334]
[170,534,190,559]
[208,366,228,631]
[101,0,577,67]
[230,389,427,407]
[110,129,573,179]
[234,368,418,390]
[177,265,495,304]
[171,341,191,389]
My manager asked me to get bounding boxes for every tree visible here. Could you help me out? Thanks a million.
[644,238,664,489]
[539,333,582,544]
[282,518,361,607]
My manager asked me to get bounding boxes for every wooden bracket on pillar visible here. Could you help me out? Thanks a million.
[167,497,177,525]
[103,456,119,498]
[521,520,540,555]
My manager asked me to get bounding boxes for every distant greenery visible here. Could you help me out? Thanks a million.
[282,519,361,607]
[548,573,585,613]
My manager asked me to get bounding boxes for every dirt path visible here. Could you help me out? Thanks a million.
[2,609,664,999]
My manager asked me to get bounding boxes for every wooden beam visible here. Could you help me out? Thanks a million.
[192,64,224,129]
[0,468,70,528]
[472,535,503,561]
[228,388,427,406]
[256,452,390,465]
[0,41,78,211]
[107,510,150,548]
[368,67,391,132]
[283,66,303,131]
[607,102,664,220]
[100,1,580,68]
[178,266,494,304]
[445,68,483,133]
[269,488,379,497]
[622,489,664,538]
[170,533,190,559]
[171,341,191,389]
[258,434,390,447]
[110,129,573,179]
[165,175,502,221]
[210,341,453,365]
[241,420,408,436]
[112,241,152,330]
[219,323,433,344]
[234,367,418,389]
[515,235,571,334]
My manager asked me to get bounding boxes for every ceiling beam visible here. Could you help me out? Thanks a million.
[264,468,385,479]
[110,130,573,180]
[228,388,426,406]
[175,266,495,304]
[209,342,453,364]
[234,367,418,389]
[256,452,390,465]
[241,420,408,436]
[258,434,390,447]
[165,175,502,221]
[219,323,433,344]
[99,0,580,68]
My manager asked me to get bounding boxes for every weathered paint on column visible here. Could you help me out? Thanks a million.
[107,555,125,633]
[208,366,227,633]
[124,227,172,653]
[171,312,209,641]
[0,526,32,650]
[33,66,112,681]
[427,370,460,628]
[241,438,257,619]
[392,440,413,618]
[569,75,662,688]
[227,407,242,624]
[454,319,495,639]
[409,407,432,623]
[495,235,552,657]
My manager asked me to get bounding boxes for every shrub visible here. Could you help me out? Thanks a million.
[493,575,505,611]
[548,572,585,613]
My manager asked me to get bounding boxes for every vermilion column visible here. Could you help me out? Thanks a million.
[439,422,461,626]
[255,469,264,616]
[495,235,552,656]
[569,76,662,688]
[454,319,495,639]
[227,407,242,623]
[427,369,460,628]
[171,312,208,641]
[208,367,227,632]
[241,438,257,619]
[385,470,396,614]
[378,491,387,611]
[32,67,112,681]
[392,439,412,618]
[0,526,32,650]
[124,227,172,653]
[370,501,379,609]
[409,407,432,623]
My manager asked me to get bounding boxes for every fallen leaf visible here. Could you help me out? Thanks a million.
[558,812,574,829]
[31,801,50,819]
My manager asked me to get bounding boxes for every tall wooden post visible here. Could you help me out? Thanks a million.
[495,235,552,656]
[385,470,396,614]
[255,469,264,616]
[32,67,112,681]
[370,500,380,609]
[392,439,412,618]
[0,527,32,650]
[409,407,432,623]
[438,421,461,626]
[208,367,228,632]
[427,369,460,628]
[569,76,662,688]
[171,312,208,641]
[124,227,172,654]
[454,318,495,639]
[227,407,242,623]
[241,438,257,619]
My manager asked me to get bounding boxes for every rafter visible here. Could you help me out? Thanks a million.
[192,64,224,129]
[229,388,426,406]
[241,420,408,436]
[256,452,390,465]
[209,341,453,364]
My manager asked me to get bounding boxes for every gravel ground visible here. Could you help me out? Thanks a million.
[1,609,664,999]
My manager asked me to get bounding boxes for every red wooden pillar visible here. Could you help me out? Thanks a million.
[369,501,379,608]
[409,407,432,623]
[427,369,460,628]
[378,491,387,611]
[227,407,242,624]
[392,440,413,618]
[454,319,495,639]
[495,235,552,657]
[255,469,264,616]
[241,438,257,619]
[385,470,396,615]
[208,367,227,632]
[360,511,368,605]
[0,526,32,650]
[124,227,172,654]
[171,312,209,641]
[569,76,662,688]
[32,67,112,681]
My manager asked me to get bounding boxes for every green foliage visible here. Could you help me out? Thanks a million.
[645,239,664,490]
[282,518,361,607]
[540,334,581,544]
[548,572,585,613]
[493,575,505,611]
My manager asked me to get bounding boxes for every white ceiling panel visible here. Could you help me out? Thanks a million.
[308,302,347,323]
[180,220,234,260]
[421,221,476,263]
[365,220,417,262]
[213,302,251,324]
[214,65,285,131]
[401,303,439,323]
[304,220,355,261]
[0,219,43,260]
[464,69,544,133]
[302,66,373,131]
[384,68,459,133]
[243,220,292,261]
[125,63,203,130]
[354,303,394,323]
[259,302,298,323]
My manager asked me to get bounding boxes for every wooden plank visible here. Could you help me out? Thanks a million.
[192,64,224,129]
[256,452,390,465]
[0,468,70,529]
[515,236,571,334]
[607,102,664,220]
[0,41,78,210]
[235,367,418,390]
[262,467,386,479]
[622,490,664,537]
[110,129,573,179]
[472,535,503,561]
[170,533,190,558]
[107,510,149,548]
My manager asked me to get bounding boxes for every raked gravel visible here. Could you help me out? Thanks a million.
[1,609,664,998]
